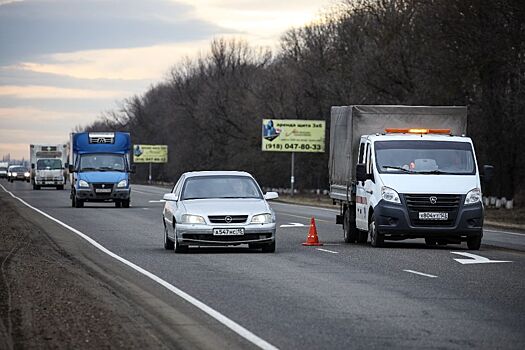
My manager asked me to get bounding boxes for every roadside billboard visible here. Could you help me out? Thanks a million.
[262,119,325,153]
[133,145,168,163]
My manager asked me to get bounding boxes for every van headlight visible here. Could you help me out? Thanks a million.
[181,214,205,224]
[117,179,128,188]
[251,213,273,224]
[465,188,481,205]
[381,186,401,204]
[79,180,89,188]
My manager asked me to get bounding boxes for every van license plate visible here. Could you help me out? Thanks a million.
[419,212,448,220]
[213,228,244,236]
[95,188,111,193]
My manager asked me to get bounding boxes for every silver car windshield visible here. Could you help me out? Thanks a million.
[375,140,476,175]
[181,176,263,200]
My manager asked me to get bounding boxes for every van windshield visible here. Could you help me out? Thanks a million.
[375,141,476,175]
[79,154,126,172]
[37,159,62,170]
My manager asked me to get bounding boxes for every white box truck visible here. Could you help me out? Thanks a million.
[329,105,493,250]
[30,144,68,190]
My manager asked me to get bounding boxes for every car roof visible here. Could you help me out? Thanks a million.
[182,170,253,178]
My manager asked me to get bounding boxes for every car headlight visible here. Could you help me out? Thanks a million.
[381,186,401,204]
[251,213,273,224]
[181,214,205,224]
[24,172,30,177]
[12,172,17,177]
[79,180,89,188]
[465,188,481,205]
[117,179,128,188]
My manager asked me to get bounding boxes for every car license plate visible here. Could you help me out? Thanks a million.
[45,181,54,184]
[213,228,244,236]
[419,212,448,220]
[95,188,112,193]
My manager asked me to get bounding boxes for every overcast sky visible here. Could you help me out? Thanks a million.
[0,0,334,160]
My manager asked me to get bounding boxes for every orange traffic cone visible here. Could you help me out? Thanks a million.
[302,217,323,246]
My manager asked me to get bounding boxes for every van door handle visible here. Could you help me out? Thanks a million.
[366,190,373,194]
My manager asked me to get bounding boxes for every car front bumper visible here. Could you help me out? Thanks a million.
[375,199,483,240]
[176,223,276,246]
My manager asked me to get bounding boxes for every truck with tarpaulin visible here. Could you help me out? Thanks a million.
[329,105,493,249]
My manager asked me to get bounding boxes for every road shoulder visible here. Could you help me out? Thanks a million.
[0,189,256,350]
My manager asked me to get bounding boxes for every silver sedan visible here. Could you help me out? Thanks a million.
[162,171,278,253]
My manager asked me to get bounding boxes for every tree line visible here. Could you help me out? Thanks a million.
[83,0,525,204]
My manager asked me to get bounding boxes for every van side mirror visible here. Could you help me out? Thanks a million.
[130,164,136,174]
[68,164,76,173]
[356,163,367,182]
[31,163,35,169]
[482,165,494,183]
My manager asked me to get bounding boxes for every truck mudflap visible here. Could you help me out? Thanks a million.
[374,198,483,239]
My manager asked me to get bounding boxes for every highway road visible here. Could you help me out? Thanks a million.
[2,180,525,349]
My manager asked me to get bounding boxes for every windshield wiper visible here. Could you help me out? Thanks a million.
[417,170,455,175]
[381,165,414,173]
[98,166,124,172]
[80,167,97,172]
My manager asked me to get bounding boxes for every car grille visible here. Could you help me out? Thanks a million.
[208,215,248,224]
[404,194,461,227]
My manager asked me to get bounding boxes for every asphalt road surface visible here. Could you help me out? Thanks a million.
[2,180,524,349]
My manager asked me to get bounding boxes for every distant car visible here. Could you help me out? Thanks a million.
[162,171,278,253]
[8,166,30,183]
[0,165,7,179]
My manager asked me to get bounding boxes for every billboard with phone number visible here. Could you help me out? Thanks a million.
[133,145,168,163]
[262,119,325,153]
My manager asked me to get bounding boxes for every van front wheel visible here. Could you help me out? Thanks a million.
[369,215,384,247]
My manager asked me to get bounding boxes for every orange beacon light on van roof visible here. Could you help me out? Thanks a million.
[385,128,451,134]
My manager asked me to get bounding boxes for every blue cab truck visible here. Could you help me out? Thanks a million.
[69,132,134,208]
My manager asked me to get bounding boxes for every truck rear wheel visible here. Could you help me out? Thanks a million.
[369,215,384,247]
[343,207,358,243]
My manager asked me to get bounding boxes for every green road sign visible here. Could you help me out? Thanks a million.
[133,145,168,163]
[262,119,325,153]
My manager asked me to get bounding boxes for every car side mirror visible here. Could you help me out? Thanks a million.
[356,163,367,182]
[163,193,178,201]
[482,164,494,183]
[31,163,35,169]
[264,192,279,200]
[130,164,136,174]
[68,164,76,173]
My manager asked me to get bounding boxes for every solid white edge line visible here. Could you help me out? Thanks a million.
[0,184,278,350]
[484,229,524,237]
[316,248,339,254]
[403,270,438,278]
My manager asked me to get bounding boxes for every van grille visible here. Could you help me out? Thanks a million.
[403,194,461,227]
